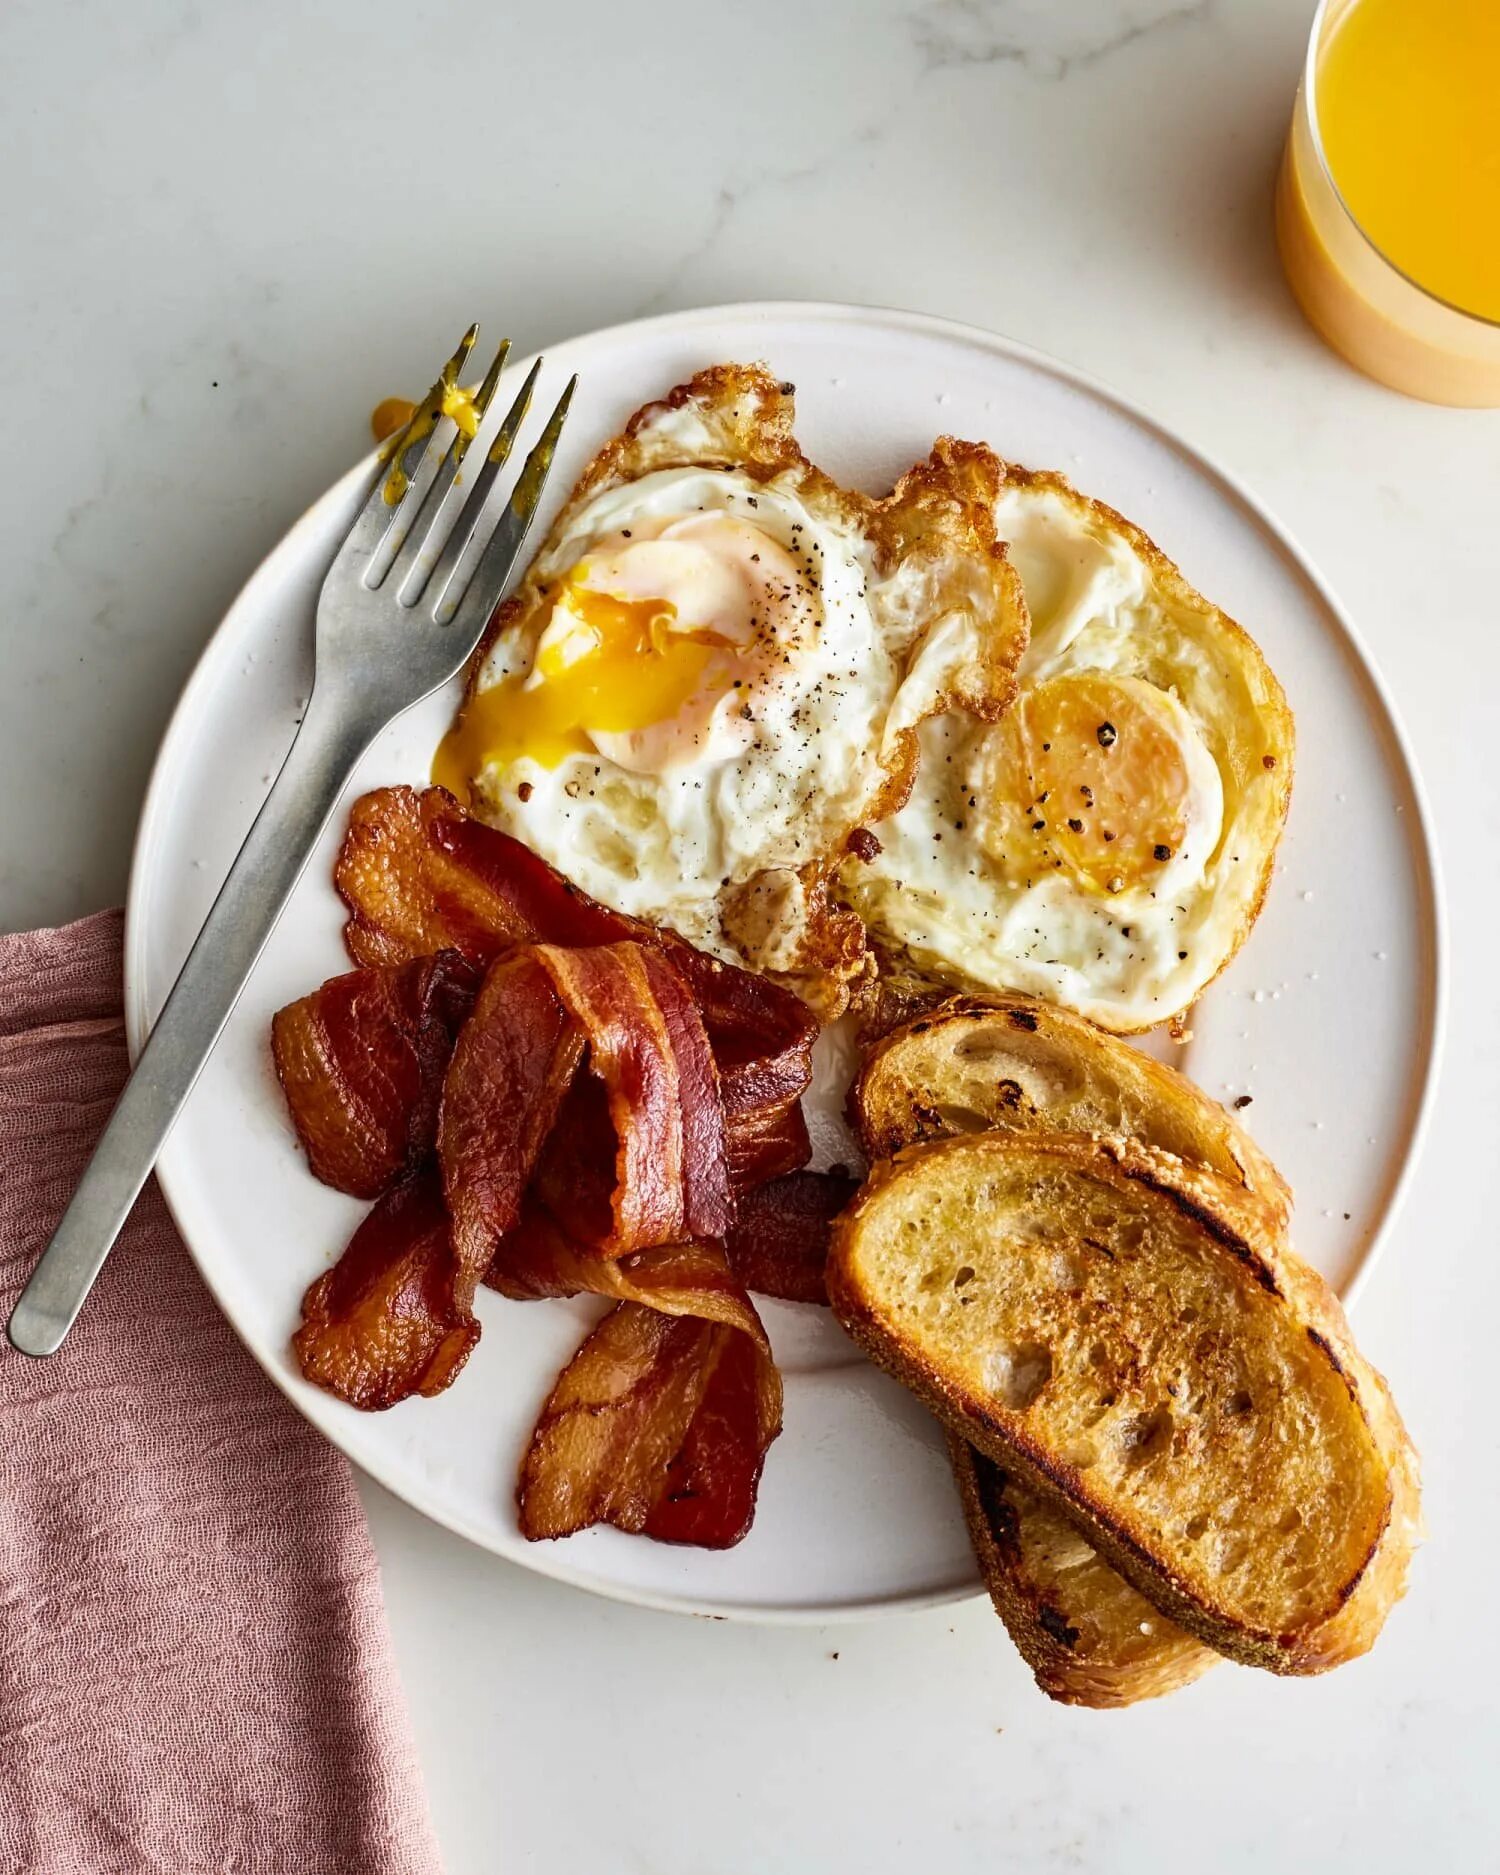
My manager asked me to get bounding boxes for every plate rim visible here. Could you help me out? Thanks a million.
[124,297,1448,1622]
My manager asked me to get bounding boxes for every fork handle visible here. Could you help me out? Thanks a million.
[7,690,379,1358]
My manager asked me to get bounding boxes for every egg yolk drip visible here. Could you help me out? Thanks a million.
[434,583,727,789]
[983,673,1221,895]
[434,512,810,797]
[370,396,416,444]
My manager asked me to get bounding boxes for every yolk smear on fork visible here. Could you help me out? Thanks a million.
[378,383,483,503]
[441,382,481,440]
[432,576,722,799]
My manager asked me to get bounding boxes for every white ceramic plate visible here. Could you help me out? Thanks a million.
[126,303,1443,1622]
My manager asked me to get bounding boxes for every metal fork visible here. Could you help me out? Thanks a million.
[8,325,574,1358]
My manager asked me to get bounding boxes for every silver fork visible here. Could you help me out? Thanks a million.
[8,325,574,1359]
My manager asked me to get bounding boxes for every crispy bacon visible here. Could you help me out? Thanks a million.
[483,1200,598,1300]
[335,787,817,1192]
[687,944,819,1192]
[534,944,733,1250]
[437,951,585,1306]
[518,1309,718,1539]
[489,1211,750,1318]
[672,969,815,1193]
[440,940,734,1279]
[529,1075,617,1248]
[722,1078,812,1191]
[529,1026,811,1214]
[283,786,828,1546]
[337,785,644,967]
[515,1240,781,1548]
[643,1324,775,1547]
[293,1173,478,1409]
[636,947,735,1233]
[272,951,479,1199]
[722,1169,860,1305]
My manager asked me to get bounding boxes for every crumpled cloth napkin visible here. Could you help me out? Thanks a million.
[0,912,442,1875]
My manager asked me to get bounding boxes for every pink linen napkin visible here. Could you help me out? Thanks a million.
[0,912,443,1875]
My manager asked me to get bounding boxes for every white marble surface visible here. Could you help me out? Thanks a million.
[1,1,1495,1870]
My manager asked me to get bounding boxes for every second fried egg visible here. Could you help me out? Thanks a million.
[840,466,1293,1032]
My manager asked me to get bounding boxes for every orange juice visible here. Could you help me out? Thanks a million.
[1277,0,1500,404]
[1319,0,1500,322]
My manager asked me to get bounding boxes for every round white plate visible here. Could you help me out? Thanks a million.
[126,302,1443,1622]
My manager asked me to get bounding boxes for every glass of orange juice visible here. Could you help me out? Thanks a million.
[1276,0,1500,406]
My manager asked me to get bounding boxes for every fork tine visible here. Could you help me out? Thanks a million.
[435,373,576,630]
[420,357,542,614]
[485,356,543,471]
[380,323,478,505]
[362,324,482,588]
[468,338,512,437]
[335,324,480,588]
[385,337,513,604]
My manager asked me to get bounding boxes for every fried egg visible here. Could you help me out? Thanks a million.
[840,466,1293,1032]
[436,366,1028,1011]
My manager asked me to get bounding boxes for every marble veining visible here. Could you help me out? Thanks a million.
[909,0,1216,83]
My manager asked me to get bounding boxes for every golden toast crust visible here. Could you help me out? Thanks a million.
[946,1432,1215,1707]
[854,994,1244,1704]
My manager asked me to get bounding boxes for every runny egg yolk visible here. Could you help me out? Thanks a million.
[433,581,726,791]
[983,672,1220,895]
[432,513,801,797]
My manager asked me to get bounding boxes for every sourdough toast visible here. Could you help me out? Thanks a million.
[856,995,1249,1703]
[829,1132,1419,1674]
[947,1432,1214,1706]
[852,993,1289,1233]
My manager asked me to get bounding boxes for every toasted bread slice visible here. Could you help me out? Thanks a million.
[946,1432,1214,1706]
[854,992,1286,1704]
[829,1132,1420,1674]
[852,993,1290,1234]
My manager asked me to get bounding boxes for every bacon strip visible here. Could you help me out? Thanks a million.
[438,939,734,1278]
[528,1023,809,1212]
[643,1324,775,1547]
[686,940,819,1191]
[437,951,586,1306]
[637,947,735,1235]
[722,1079,812,1191]
[489,1211,750,1318]
[293,1173,479,1409]
[722,1170,860,1305]
[337,785,643,967]
[534,944,733,1250]
[518,1309,718,1540]
[335,787,817,1192]
[528,1075,617,1248]
[668,957,815,1192]
[515,1240,781,1549]
[272,951,479,1199]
